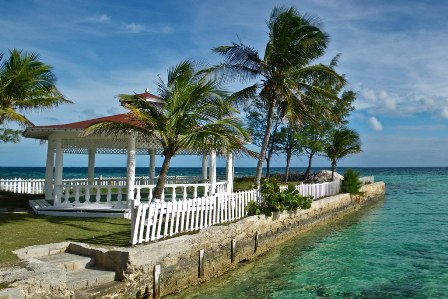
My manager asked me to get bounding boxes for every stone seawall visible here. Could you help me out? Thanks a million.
[102,181,385,298]
[2,182,385,298]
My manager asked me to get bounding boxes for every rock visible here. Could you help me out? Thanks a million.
[304,170,343,183]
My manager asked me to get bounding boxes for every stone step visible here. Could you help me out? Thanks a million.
[74,281,125,299]
[66,268,116,291]
[37,252,93,272]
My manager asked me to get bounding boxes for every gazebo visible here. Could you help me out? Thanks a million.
[23,91,234,218]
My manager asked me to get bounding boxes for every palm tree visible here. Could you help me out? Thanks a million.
[0,49,71,138]
[85,60,253,200]
[325,127,362,180]
[212,6,345,186]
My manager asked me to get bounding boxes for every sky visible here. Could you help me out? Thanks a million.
[1,0,447,168]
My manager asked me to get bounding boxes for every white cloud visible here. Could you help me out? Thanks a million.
[123,23,173,34]
[124,23,144,33]
[356,87,448,120]
[86,14,110,23]
[368,116,383,132]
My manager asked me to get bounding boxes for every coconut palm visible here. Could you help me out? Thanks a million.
[85,60,253,200]
[0,49,70,138]
[325,127,362,180]
[212,6,345,185]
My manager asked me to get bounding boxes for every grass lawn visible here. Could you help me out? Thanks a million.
[0,191,130,267]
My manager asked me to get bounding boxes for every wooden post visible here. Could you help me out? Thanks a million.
[88,147,96,184]
[44,137,55,200]
[226,152,233,193]
[231,239,236,262]
[54,138,63,206]
[198,249,205,278]
[202,154,208,181]
[209,151,216,195]
[153,264,161,299]
[149,149,156,185]
[254,231,259,252]
[126,135,136,203]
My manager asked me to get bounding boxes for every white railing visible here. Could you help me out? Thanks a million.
[0,175,207,195]
[280,180,342,199]
[0,178,45,194]
[134,181,227,202]
[55,180,228,208]
[57,184,128,208]
[359,176,374,185]
[131,189,259,244]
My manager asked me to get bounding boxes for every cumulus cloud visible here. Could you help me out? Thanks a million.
[356,87,448,120]
[368,116,383,132]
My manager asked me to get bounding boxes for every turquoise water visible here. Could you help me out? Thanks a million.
[168,167,448,298]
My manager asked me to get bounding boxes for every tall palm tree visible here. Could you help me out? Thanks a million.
[85,60,253,200]
[212,6,345,185]
[325,127,362,180]
[0,49,71,133]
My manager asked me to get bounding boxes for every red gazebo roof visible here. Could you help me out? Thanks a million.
[32,114,140,130]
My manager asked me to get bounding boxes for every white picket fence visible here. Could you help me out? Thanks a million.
[0,175,206,195]
[131,189,259,244]
[0,178,45,194]
[131,176,375,245]
[360,176,375,185]
[280,180,341,199]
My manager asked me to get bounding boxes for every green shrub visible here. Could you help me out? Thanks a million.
[341,168,363,195]
[246,178,312,216]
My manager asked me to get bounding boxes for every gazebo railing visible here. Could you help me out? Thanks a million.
[54,180,229,208]
[134,181,228,202]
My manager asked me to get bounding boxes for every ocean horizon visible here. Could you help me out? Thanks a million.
[1,166,447,180]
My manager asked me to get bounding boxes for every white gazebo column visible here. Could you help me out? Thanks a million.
[226,152,234,193]
[53,138,64,205]
[126,135,136,202]
[149,149,156,185]
[44,138,55,200]
[202,154,208,181]
[88,147,96,184]
[209,151,216,195]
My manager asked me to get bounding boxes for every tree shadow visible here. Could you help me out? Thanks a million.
[67,230,131,247]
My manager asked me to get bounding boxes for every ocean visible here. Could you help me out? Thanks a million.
[0,166,374,180]
[166,167,448,298]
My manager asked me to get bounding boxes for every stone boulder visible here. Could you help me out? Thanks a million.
[304,170,343,183]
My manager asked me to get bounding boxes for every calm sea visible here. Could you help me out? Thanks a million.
[166,167,448,299]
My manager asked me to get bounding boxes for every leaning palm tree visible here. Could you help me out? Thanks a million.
[85,60,253,200]
[325,127,362,180]
[0,49,71,140]
[212,6,345,185]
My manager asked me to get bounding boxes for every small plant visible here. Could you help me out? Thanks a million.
[246,178,312,216]
[341,168,363,195]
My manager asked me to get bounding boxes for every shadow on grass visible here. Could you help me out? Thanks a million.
[67,230,131,247]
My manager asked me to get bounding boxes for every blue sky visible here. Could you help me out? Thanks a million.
[1,0,447,168]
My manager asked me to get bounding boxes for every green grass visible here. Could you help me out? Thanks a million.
[0,191,130,267]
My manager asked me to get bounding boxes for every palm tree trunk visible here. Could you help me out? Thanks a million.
[331,160,336,181]
[153,155,173,200]
[265,157,271,178]
[254,98,277,186]
[285,149,292,182]
[304,153,314,178]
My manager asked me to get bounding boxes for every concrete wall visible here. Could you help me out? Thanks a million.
[94,181,385,298]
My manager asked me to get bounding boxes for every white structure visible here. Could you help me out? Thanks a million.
[22,92,234,218]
